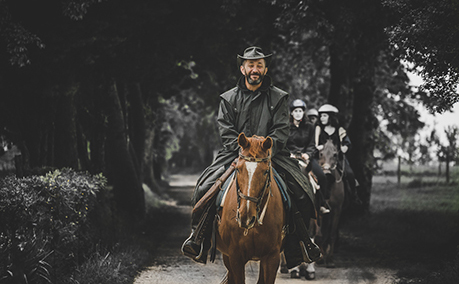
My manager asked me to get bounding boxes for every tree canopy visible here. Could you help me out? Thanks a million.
[384,0,459,113]
[1,0,457,218]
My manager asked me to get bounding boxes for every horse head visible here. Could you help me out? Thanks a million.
[318,139,338,175]
[235,132,273,232]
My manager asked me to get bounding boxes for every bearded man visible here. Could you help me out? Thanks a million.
[181,46,321,267]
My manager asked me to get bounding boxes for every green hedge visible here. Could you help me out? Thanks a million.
[0,169,106,284]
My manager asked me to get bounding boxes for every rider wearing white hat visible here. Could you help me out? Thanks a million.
[315,104,360,203]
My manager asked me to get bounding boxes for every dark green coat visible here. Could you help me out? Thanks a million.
[192,76,315,213]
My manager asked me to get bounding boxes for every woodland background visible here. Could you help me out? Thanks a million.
[1,0,458,221]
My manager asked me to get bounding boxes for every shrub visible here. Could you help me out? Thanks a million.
[0,169,106,283]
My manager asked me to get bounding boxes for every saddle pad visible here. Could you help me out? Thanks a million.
[272,168,291,212]
[216,172,235,208]
[216,169,291,213]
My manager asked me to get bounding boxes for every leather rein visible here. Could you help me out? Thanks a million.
[235,151,273,235]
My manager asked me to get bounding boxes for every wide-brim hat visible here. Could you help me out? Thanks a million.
[237,46,272,67]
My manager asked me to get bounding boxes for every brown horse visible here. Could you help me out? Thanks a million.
[316,139,345,268]
[216,133,286,284]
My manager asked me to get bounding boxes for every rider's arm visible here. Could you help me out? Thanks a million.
[315,125,324,152]
[217,99,239,152]
[266,95,290,156]
[304,123,316,157]
[339,127,351,153]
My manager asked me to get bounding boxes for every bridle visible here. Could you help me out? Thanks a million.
[235,150,273,235]
[320,142,345,183]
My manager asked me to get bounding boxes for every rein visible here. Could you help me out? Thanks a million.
[236,151,273,235]
[321,145,345,183]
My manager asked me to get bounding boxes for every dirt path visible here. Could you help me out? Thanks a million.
[133,174,397,284]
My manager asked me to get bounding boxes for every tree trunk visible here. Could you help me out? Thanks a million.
[446,155,450,183]
[104,78,145,219]
[53,85,79,169]
[328,43,354,122]
[347,80,376,214]
[128,82,146,182]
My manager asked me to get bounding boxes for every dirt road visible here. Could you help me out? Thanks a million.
[134,174,397,284]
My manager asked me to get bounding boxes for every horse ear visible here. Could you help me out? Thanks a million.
[238,132,250,149]
[262,136,273,151]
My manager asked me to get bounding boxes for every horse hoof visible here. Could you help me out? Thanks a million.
[280,266,289,274]
[305,272,315,280]
[290,270,300,278]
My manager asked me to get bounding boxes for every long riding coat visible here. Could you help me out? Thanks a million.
[192,76,315,213]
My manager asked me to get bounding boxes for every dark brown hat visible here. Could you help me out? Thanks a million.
[237,46,272,67]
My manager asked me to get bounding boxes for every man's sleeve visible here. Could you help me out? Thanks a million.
[268,95,290,156]
[217,99,239,152]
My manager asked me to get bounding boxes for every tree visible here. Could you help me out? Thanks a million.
[442,126,458,183]
[383,0,459,113]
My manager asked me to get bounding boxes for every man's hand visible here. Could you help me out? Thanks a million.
[316,145,324,151]
[341,145,348,153]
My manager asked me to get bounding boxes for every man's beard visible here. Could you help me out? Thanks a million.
[245,72,264,85]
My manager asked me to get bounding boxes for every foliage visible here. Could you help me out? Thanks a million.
[383,0,459,113]
[63,247,149,284]
[373,50,426,162]
[0,169,106,283]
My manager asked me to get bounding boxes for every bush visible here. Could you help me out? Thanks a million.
[0,169,106,283]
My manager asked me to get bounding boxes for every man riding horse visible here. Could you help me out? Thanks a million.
[181,46,321,266]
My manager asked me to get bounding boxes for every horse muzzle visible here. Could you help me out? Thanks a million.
[322,163,332,174]
[236,211,257,233]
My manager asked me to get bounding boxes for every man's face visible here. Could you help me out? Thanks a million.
[240,59,268,85]
[320,113,330,125]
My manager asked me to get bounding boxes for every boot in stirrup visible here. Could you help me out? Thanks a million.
[299,239,322,263]
[181,230,209,264]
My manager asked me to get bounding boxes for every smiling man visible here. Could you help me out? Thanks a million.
[181,46,321,267]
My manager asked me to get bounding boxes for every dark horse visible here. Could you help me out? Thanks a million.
[279,155,321,280]
[216,133,286,284]
[317,139,345,268]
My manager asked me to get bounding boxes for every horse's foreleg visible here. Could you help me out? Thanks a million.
[258,253,280,284]
[327,206,342,268]
[279,252,288,273]
[223,254,246,284]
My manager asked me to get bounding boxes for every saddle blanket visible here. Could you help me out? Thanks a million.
[216,168,291,212]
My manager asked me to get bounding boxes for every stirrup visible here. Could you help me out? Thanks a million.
[299,240,322,263]
[181,233,207,264]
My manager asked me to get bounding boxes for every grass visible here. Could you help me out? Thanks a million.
[63,247,150,284]
[337,170,459,284]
